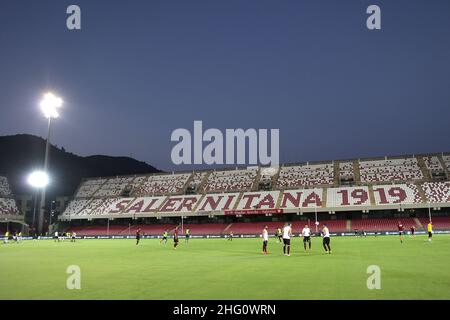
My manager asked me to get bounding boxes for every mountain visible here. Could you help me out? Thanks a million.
[0,134,160,197]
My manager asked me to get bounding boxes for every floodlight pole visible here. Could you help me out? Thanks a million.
[428,201,432,223]
[37,117,52,235]
[32,190,38,228]
[314,188,318,233]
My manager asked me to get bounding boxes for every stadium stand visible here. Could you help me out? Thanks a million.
[228,220,348,234]
[338,162,354,179]
[94,176,135,197]
[66,220,361,235]
[327,186,370,207]
[422,182,450,203]
[372,184,422,205]
[359,157,423,183]
[423,156,444,172]
[124,224,177,235]
[202,168,257,193]
[443,155,450,171]
[132,173,191,196]
[419,216,450,230]
[75,178,107,198]
[0,176,12,196]
[186,171,208,192]
[0,198,19,215]
[276,163,334,189]
[67,224,181,236]
[63,199,91,216]
[77,199,105,216]
[183,223,229,235]
[0,176,20,216]
[259,167,278,186]
[58,152,450,238]
[351,218,418,232]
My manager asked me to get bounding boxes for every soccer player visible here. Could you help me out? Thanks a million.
[322,224,331,254]
[282,223,292,256]
[173,227,179,249]
[160,230,168,244]
[302,224,311,251]
[262,225,269,254]
[136,228,141,245]
[276,228,283,243]
[54,231,59,242]
[228,231,234,241]
[185,228,190,244]
[410,225,415,237]
[427,221,433,242]
[398,221,404,244]
[71,232,77,242]
[4,231,10,244]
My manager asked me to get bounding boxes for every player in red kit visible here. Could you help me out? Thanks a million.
[410,225,415,237]
[398,222,404,244]
[136,228,141,245]
[173,227,179,249]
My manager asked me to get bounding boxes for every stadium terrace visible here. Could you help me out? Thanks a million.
[2,152,450,236]
[50,152,450,223]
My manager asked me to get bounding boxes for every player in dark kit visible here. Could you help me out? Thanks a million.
[276,228,283,243]
[398,222,404,243]
[410,225,415,237]
[136,228,141,245]
[173,227,179,249]
[185,228,190,244]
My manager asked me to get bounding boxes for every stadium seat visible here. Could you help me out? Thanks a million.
[351,218,418,232]
[422,182,450,203]
[0,176,20,216]
[276,163,334,189]
[202,168,258,193]
[418,216,450,230]
[423,156,444,172]
[0,176,12,197]
[359,158,423,183]
[132,173,191,196]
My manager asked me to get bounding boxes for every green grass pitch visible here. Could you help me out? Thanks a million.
[1,235,450,300]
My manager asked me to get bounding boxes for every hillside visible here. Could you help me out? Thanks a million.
[0,134,160,197]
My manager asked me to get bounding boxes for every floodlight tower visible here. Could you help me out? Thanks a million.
[37,92,63,235]
[28,170,49,232]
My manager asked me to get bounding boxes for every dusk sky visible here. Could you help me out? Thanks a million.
[1,0,449,171]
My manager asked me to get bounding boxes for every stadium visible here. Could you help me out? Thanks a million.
[58,153,450,235]
[1,0,450,305]
[2,152,450,299]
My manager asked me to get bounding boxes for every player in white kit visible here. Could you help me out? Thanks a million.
[302,224,312,251]
[322,224,332,254]
[282,223,292,256]
[262,225,269,254]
